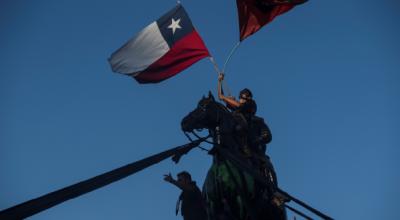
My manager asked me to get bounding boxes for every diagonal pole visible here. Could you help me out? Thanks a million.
[285,204,314,220]
[0,138,206,220]
[278,189,333,220]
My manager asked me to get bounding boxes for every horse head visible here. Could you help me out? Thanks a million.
[181,91,222,133]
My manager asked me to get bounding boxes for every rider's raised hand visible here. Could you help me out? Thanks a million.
[218,73,224,82]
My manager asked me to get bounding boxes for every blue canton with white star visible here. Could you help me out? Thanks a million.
[156,5,194,48]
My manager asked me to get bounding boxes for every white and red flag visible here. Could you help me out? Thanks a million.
[109,4,210,84]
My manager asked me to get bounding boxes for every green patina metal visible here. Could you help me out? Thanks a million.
[203,159,255,219]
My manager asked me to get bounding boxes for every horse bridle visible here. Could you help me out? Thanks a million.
[182,99,224,149]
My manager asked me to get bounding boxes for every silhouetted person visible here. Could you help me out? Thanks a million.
[218,73,254,111]
[164,171,207,220]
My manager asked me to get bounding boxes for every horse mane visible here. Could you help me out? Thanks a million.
[199,94,231,115]
[213,100,230,114]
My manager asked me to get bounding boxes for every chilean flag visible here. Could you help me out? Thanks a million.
[109,5,210,84]
[237,0,307,41]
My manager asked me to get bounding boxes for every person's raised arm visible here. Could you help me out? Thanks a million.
[163,173,192,191]
[217,73,225,100]
[218,73,240,108]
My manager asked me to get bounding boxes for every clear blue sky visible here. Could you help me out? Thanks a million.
[1,0,399,219]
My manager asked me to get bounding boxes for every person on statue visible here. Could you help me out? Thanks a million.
[217,73,270,157]
[217,73,253,112]
[163,171,207,220]
[217,72,274,153]
[217,72,279,200]
[217,73,255,153]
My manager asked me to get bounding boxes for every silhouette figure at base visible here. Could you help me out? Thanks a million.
[164,171,207,220]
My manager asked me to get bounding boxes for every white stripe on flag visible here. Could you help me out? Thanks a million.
[109,22,170,74]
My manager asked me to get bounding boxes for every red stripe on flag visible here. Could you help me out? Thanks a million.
[237,0,306,41]
[134,31,210,84]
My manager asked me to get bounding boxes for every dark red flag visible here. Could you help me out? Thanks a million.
[237,0,307,41]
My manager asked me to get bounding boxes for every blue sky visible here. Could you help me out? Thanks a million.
[1,0,399,219]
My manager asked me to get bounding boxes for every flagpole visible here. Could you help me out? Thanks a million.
[209,56,221,75]
[209,57,232,97]
[222,41,241,74]
[219,41,241,97]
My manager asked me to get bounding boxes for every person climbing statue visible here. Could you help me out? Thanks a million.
[217,73,262,135]
[217,72,280,205]
[217,72,272,158]
[217,73,253,112]
[217,73,263,157]
[163,171,207,220]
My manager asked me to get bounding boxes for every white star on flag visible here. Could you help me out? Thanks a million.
[168,18,182,34]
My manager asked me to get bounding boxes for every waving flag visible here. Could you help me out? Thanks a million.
[109,5,210,84]
[237,0,307,41]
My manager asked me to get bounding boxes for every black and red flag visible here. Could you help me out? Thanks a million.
[236,0,308,41]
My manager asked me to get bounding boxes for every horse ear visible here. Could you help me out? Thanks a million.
[208,91,215,101]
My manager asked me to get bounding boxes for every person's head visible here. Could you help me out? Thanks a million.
[239,88,253,105]
[177,171,192,184]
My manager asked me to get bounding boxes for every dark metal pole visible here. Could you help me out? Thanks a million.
[278,189,333,220]
[0,138,205,220]
[285,204,313,220]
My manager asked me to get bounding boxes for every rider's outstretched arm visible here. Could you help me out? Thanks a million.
[218,73,240,108]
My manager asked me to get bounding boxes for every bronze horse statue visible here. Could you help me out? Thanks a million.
[181,92,286,220]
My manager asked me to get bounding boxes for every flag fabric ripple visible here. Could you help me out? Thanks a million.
[237,0,307,41]
[109,4,210,84]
